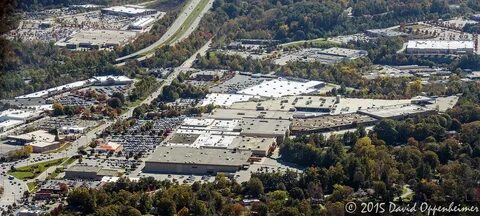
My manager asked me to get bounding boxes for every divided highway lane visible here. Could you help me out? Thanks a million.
[116,0,213,62]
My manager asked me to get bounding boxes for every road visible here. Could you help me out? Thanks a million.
[0,170,27,210]
[116,0,213,62]
[0,2,214,206]
[127,39,212,178]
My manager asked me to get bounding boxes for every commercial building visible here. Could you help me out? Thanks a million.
[238,118,291,144]
[228,136,276,157]
[0,120,24,133]
[179,118,241,132]
[466,71,480,80]
[96,141,123,153]
[16,80,89,99]
[205,109,294,120]
[7,130,56,145]
[129,17,156,30]
[65,165,119,180]
[101,6,157,17]
[59,126,86,134]
[0,109,43,123]
[358,104,436,120]
[227,39,279,50]
[60,29,138,50]
[34,181,68,200]
[91,76,133,86]
[274,48,368,65]
[201,94,260,107]
[406,40,475,55]
[237,79,325,98]
[291,113,377,135]
[229,95,412,115]
[30,141,61,153]
[143,147,252,175]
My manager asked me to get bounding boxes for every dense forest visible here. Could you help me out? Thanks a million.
[206,0,479,44]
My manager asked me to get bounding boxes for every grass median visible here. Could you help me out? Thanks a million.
[8,158,68,180]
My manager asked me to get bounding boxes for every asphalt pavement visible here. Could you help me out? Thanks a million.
[116,0,212,62]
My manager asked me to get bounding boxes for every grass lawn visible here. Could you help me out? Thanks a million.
[27,182,37,192]
[8,158,68,180]
[46,157,77,180]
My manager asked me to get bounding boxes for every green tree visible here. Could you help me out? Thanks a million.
[246,177,264,197]
[374,119,398,144]
[156,198,176,216]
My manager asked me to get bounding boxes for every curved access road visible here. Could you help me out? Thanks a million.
[115,0,213,63]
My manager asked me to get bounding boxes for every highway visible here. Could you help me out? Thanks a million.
[115,0,213,62]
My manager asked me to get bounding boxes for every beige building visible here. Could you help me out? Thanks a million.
[30,141,61,153]
[144,147,251,175]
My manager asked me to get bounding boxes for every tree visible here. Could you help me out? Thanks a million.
[290,187,305,200]
[221,204,244,216]
[52,103,65,116]
[67,187,96,214]
[156,198,176,216]
[112,92,126,104]
[246,177,264,197]
[138,193,152,214]
[251,202,268,216]
[107,97,123,109]
[191,200,207,216]
[374,119,398,144]
[177,207,189,216]
[460,121,480,145]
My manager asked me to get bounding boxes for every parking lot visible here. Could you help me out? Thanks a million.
[81,157,140,172]
[140,173,216,185]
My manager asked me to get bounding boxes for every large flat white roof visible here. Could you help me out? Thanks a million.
[0,119,23,128]
[0,109,42,121]
[201,93,259,107]
[191,133,236,148]
[16,80,89,99]
[407,40,474,50]
[237,79,324,98]
[102,6,155,15]
[93,75,133,83]
[180,118,240,132]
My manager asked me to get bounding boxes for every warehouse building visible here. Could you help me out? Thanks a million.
[7,130,56,145]
[291,113,377,135]
[101,6,157,17]
[406,40,474,55]
[30,141,61,153]
[228,136,276,157]
[237,79,325,98]
[65,165,119,180]
[91,75,133,86]
[143,147,252,175]
[129,17,156,30]
[358,104,436,120]
[201,94,260,107]
[205,109,294,120]
[238,118,291,144]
